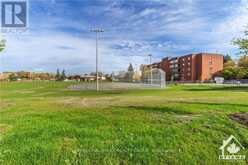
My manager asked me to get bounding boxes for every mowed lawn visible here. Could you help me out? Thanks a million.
[1,82,248,164]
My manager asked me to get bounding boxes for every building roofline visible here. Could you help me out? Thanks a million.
[196,52,224,56]
[161,52,223,62]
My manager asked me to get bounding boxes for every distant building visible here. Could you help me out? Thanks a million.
[0,72,11,81]
[81,75,96,81]
[68,74,106,82]
[144,53,223,82]
[68,75,81,81]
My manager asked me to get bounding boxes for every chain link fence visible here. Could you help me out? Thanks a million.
[68,68,166,91]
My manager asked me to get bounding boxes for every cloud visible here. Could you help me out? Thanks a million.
[110,40,181,54]
[0,31,149,74]
[196,0,248,54]
[1,0,248,73]
[57,45,77,50]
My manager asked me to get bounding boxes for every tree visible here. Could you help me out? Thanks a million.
[224,54,232,63]
[238,55,248,68]
[236,68,247,80]
[221,67,238,80]
[224,25,248,80]
[61,69,66,81]
[224,60,236,68]
[232,26,248,80]
[221,58,237,80]
[0,39,6,52]
[9,73,18,81]
[127,63,134,72]
[233,28,248,55]
[237,56,248,79]
[125,63,134,82]
[55,69,60,81]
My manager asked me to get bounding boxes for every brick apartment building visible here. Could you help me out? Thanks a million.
[148,53,223,82]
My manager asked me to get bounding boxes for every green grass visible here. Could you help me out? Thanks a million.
[1,82,248,164]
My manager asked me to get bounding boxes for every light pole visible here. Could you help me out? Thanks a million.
[90,28,104,91]
[148,54,153,85]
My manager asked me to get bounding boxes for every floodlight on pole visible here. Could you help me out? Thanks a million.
[90,28,104,91]
[148,54,153,85]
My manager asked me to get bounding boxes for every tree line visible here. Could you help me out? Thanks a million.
[55,69,66,81]
[221,27,248,80]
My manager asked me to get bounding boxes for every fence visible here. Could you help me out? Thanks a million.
[68,68,166,91]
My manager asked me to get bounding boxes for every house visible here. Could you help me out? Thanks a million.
[0,72,12,81]
[68,75,81,81]
[80,75,96,82]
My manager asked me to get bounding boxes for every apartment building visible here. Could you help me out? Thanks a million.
[149,53,223,82]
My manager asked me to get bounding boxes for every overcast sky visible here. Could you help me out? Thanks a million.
[0,0,248,74]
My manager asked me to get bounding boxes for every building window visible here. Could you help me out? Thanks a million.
[188,62,190,66]
[209,56,213,64]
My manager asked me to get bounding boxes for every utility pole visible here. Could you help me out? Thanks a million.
[90,28,104,91]
[148,54,153,85]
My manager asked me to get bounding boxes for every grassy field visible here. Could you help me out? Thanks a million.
[0,82,248,164]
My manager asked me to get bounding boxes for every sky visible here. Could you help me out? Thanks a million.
[0,0,248,74]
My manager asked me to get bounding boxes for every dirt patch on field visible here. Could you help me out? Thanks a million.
[230,113,248,127]
[17,90,35,94]
[174,114,201,124]
[58,96,153,108]
[60,97,122,108]
[0,100,13,110]
[58,137,78,152]
[0,124,12,135]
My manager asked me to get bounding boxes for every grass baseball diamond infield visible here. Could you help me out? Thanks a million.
[0,81,248,164]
